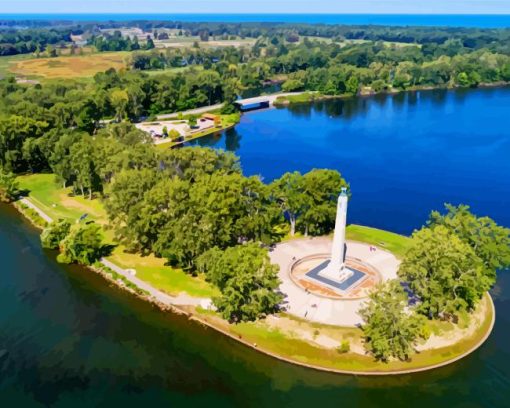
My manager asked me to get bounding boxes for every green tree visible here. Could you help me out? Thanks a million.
[110,88,130,122]
[58,222,105,265]
[158,147,240,181]
[456,72,472,87]
[428,204,510,282]
[272,169,348,236]
[398,225,490,318]
[345,76,359,94]
[69,140,101,199]
[360,280,429,362]
[300,169,348,236]
[152,173,277,269]
[103,168,159,249]
[0,168,19,202]
[282,78,304,92]
[271,171,305,236]
[197,244,283,322]
[40,219,71,249]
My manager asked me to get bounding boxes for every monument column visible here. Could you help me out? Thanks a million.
[329,187,348,271]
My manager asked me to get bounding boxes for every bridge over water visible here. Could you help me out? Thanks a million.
[234,92,302,111]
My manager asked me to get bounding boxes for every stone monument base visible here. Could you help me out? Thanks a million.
[320,264,354,283]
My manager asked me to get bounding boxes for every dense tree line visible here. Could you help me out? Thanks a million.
[103,147,347,269]
[0,67,231,174]
[101,146,345,320]
[10,19,509,49]
[87,31,155,52]
[0,28,72,56]
[128,36,510,96]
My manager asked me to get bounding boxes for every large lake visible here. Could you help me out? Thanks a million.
[192,87,510,234]
[1,87,509,406]
[3,14,510,28]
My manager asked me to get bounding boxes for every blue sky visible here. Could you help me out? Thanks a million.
[2,0,510,15]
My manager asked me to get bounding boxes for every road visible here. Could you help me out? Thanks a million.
[157,103,225,120]
[155,91,306,120]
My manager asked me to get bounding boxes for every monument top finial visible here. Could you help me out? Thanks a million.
[340,187,348,196]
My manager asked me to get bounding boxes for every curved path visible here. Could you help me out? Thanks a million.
[270,237,400,327]
[17,197,495,375]
[19,198,210,309]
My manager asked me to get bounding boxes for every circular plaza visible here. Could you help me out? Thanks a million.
[270,237,400,327]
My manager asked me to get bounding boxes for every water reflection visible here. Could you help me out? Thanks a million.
[224,128,242,152]
[193,87,510,234]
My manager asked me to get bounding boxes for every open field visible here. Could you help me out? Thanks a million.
[0,54,32,78]
[155,35,256,49]
[9,52,129,79]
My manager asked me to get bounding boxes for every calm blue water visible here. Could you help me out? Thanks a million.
[191,87,510,235]
[1,14,510,28]
[1,202,509,407]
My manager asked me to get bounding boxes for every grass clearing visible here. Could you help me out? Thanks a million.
[346,224,411,258]
[274,92,323,105]
[10,52,129,79]
[197,293,493,373]
[17,173,218,298]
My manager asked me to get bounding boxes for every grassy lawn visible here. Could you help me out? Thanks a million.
[17,174,86,221]
[197,293,493,373]
[109,248,219,298]
[9,52,129,79]
[346,224,411,258]
[274,92,324,106]
[281,224,411,258]
[17,173,218,298]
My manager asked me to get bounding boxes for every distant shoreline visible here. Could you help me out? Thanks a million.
[2,14,510,28]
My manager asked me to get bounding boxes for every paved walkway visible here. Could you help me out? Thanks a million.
[270,237,400,327]
[157,103,225,120]
[20,198,53,223]
[19,198,211,309]
[100,259,208,307]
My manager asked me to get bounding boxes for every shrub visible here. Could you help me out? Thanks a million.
[41,219,71,249]
[337,340,350,354]
[58,222,105,265]
[0,169,19,202]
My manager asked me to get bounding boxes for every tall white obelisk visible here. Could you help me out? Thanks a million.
[321,187,353,281]
[330,187,348,270]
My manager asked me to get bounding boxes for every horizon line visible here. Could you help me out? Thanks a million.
[2,12,510,16]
